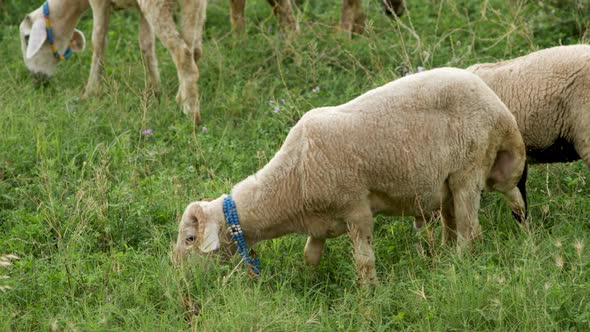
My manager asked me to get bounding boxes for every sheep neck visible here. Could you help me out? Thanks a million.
[44,0,89,36]
[230,162,304,245]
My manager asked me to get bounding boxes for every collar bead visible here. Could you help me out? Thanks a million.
[223,195,261,278]
[42,2,72,61]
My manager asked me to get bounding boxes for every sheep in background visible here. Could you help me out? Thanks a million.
[19,0,206,123]
[230,0,405,35]
[468,44,590,202]
[173,68,526,283]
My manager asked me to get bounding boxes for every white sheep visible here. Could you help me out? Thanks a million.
[19,0,206,122]
[468,44,590,199]
[173,68,527,283]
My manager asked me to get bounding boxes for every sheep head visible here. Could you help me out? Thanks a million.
[487,149,528,223]
[173,198,229,264]
[19,8,85,83]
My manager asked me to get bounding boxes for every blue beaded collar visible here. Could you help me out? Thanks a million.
[43,2,72,61]
[222,195,261,278]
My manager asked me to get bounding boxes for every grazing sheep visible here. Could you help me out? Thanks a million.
[230,0,405,35]
[468,44,590,201]
[19,0,206,123]
[173,68,527,283]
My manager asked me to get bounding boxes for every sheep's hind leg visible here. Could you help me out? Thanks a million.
[141,1,201,123]
[441,198,457,245]
[341,0,364,36]
[181,0,207,63]
[304,236,325,269]
[449,174,482,250]
[346,202,377,284]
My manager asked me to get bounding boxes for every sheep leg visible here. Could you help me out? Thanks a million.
[84,0,111,98]
[304,236,325,268]
[413,216,426,230]
[141,1,201,123]
[340,0,364,36]
[181,0,207,63]
[573,126,590,178]
[138,13,161,97]
[230,0,246,32]
[346,204,377,284]
[174,0,206,114]
[449,178,482,248]
[383,0,404,17]
[266,0,297,32]
[352,0,365,34]
[441,199,457,245]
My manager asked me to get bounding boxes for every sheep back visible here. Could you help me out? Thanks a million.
[468,45,590,164]
[251,68,524,219]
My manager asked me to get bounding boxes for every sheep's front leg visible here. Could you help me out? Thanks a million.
[304,236,325,269]
[573,118,590,192]
[141,1,201,123]
[267,0,297,32]
[138,13,161,97]
[84,0,111,98]
[230,0,246,32]
[346,204,377,284]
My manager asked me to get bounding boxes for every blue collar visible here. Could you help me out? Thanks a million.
[222,195,261,278]
[43,2,72,61]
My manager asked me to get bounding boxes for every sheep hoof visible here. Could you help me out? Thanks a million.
[359,275,379,287]
[183,105,202,124]
[82,88,98,100]
[146,85,161,99]
[176,89,182,104]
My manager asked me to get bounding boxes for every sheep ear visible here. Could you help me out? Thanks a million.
[26,19,47,59]
[70,29,86,52]
[198,220,220,253]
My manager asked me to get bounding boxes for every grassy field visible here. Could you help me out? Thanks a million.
[2,0,590,330]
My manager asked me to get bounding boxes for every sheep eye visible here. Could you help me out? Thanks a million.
[185,235,196,245]
[24,35,30,44]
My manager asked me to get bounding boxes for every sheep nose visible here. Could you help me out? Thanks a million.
[29,72,51,87]
[171,247,189,266]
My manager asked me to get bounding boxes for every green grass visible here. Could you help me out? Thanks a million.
[2,0,590,330]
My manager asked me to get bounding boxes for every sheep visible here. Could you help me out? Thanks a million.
[230,0,405,35]
[467,44,590,202]
[173,68,527,283]
[19,0,206,123]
